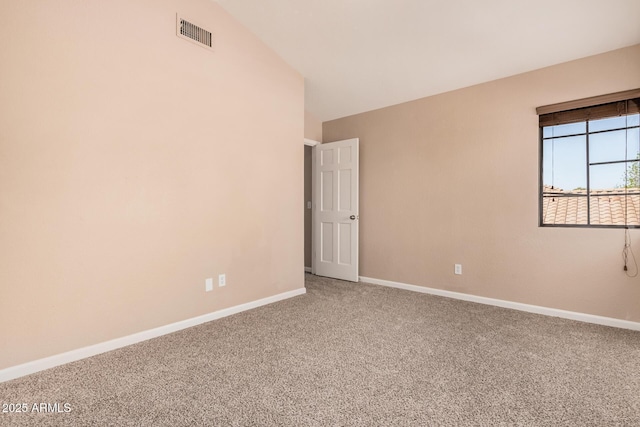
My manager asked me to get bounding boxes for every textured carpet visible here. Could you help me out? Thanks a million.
[2,274,640,426]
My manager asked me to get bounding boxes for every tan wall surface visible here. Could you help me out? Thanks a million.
[324,44,640,322]
[304,111,323,142]
[0,0,304,369]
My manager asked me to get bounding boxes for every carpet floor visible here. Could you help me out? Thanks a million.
[1,274,640,426]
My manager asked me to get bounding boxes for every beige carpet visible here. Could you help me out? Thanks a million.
[2,273,640,426]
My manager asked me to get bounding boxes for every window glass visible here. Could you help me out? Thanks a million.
[589,163,626,190]
[628,128,640,160]
[589,130,627,164]
[540,97,640,227]
[589,195,625,225]
[543,122,586,138]
[542,136,586,191]
[589,116,628,132]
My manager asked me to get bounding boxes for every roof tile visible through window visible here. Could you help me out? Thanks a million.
[542,186,640,226]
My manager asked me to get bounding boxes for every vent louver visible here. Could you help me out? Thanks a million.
[177,14,214,51]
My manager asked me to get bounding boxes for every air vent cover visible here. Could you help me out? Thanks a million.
[177,14,214,51]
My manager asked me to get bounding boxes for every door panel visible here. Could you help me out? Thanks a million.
[321,222,334,262]
[313,138,359,282]
[321,172,333,211]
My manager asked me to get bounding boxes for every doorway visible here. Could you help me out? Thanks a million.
[304,139,318,273]
[312,138,359,282]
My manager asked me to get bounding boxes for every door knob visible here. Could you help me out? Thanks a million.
[350,215,356,220]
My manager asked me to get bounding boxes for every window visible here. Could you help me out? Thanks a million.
[538,90,640,227]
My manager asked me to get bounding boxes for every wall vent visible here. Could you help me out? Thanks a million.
[176,14,214,51]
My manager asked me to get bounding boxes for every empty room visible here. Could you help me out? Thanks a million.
[1,0,640,425]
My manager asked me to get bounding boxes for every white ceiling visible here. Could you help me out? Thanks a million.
[214,0,640,122]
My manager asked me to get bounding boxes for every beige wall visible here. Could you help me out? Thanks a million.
[0,0,304,370]
[324,44,640,322]
[304,110,323,142]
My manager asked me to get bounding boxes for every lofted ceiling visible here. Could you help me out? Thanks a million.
[214,0,640,122]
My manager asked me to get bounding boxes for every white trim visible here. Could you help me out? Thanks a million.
[304,267,312,273]
[304,138,319,146]
[359,276,640,331]
[0,287,306,383]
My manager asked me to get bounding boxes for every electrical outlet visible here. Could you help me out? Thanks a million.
[219,274,226,287]
[307,201,312,209]
[454,264,462,275]
[205,278,213,292]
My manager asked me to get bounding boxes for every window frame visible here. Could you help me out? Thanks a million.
[537,90,640,228]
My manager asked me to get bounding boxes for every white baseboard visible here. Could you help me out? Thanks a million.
[359,276,640,332]
[0,287,306,383]
[304,267,312,273]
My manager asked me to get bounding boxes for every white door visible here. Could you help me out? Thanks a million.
[312,138,359,282]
